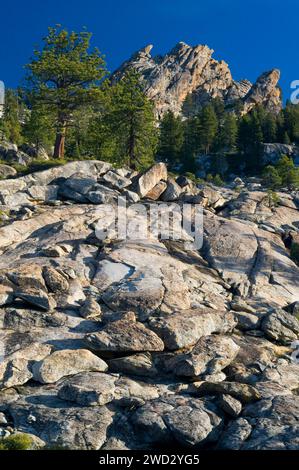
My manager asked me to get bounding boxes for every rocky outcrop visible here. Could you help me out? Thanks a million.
[0,159,298,450]
[0,141,49,166]
[113,42,282,117]
[262,143,299,165]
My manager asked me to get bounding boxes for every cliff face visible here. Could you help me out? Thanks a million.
[113,42,282,118]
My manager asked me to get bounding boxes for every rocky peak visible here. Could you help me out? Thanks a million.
[242,69,281,115]
[113,42,282,118]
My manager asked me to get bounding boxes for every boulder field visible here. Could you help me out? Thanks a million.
[0,161,298,450]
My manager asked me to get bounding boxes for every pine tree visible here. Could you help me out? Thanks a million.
[276,155,299,188]
[0,89,24,144]
[182,94,195,118]
[199,104,218,154]
[238,111,263,172]
[218,113,238,151]
[26,25,107,158]
[104,70,158,169]
[283,102,299,143]
[262,113,277,142]
[180,116,201,172]
[158,111,184,167]
[22,103,55,153]
[262,165,282,189]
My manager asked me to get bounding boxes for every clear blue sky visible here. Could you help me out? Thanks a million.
[1,0,298,102]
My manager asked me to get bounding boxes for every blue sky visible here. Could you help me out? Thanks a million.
[0,0,298,101]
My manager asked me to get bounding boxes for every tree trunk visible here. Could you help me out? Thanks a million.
[53,121,66,159]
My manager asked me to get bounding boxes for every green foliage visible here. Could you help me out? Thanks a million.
[238,111,263,172]
[91,70,158,169]
[263,156,299,190]
[217,113,238,151]
[25,25,107,158]
[22,103,55,152]
[158,111,184,167]
[283,102,299,143]
[266,189,280,208]
[262,113,277,142]
[206,173,224,186]
[0,433,33,450]
[276,155,299,188]
[0,89,25,145]
[180,116,201,172]
[198,104,218,154]
[262,165,282,189]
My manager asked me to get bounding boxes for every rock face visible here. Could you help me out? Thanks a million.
[113,42,282,117]
[0,159,298,450]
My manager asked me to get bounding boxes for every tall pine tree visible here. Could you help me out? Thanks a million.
[26,25,107,158]
[158,111,184,167]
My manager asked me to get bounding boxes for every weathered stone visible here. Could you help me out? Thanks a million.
[0,164,17,179]
[1,358,32,389]
[261,309,299,344]
[108,353,158,377]
[145,181,167,200]
[2,307,65,331]
[15,288,55,311]
[8,392,114,449]
[136,163,167,198]
[160,178,182,201]
[58,372,116,406]
[218,394,242,418]
[218,418,252,450]
[101,170,131,190]
[85,319,164,353]
[42,266,69,293]
[196,381,261,403]
[131,396,223,447]
[149,309,236,350]
[102,271,164,320]
[235,311,261,330]
[164,335,239,377]
[79,296,102,319]
[32,349,108,384]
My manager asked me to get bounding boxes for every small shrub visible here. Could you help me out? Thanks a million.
[266,189,280,208]
[212,174,224,187]
[206,173,224,187]
[0,433,33,450]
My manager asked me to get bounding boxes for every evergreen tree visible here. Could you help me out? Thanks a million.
[182,93,195,118]
[218,113,238,151]
[283,102,299,143]
[158,111,184,167]
[22,103,55,153]
[180,116,201,172]
[26,25,107,158]
[262,165,282,189]
[262,113,277,142]
[104,70,158,169]
[238,111,263,171]
[199,104,218,154]
[0,89,24,144]
[210,97,225,121]
[276,155,299,188]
